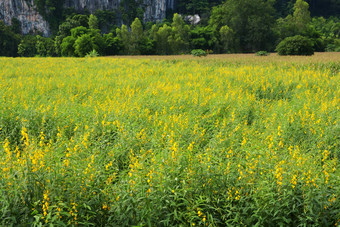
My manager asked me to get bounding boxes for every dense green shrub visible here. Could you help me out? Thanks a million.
[86,49,99,57]
[191,49,207,57]
[255,51,270,56]
[325,39,340,52]
[276,35,314,55]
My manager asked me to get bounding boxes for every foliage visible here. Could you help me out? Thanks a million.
[116,25,131,55]
[293,0,311,31]
[219,25,236,53]
[103,33,123,55]
[310,17,340,39]
[138,37,155,55]
[74,34,97,57]
[276,0,311,42]
[35,35,55,57]
[175,0,222,23]
[255,51,270,56]
[129,18,144,55]
[88,14,99,30]
[94,10,117,33]
[325,39,340,52]
[86,49,99,57]
[191,49,207,57]
[17,35,37,57]
[0,56,339,225]
[60,36,76,57]
[0,21,20,57]
[58,15,89,38]
[209,0,276,52]
[152,24,172,55]
[120,0,144,24]
[59,26,104,57]
[189,26,217,51]
[168,14,190,54]
[276,35,314,55]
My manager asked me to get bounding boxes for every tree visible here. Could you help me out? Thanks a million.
[61,36,76,57]
[54,35,63,56]
[95,10,117,33]
[17,35,37,57]
[55,15,90,55]
[70,26,89,38]
[88,14,99,30]
[103,33,122,55]
[36,35,55,56]
[57,15,89,38]
[89,29,106,55]
[59,25,105,57]
[292,0,311,32]
[190,26,217,51]
[153,24,172,55]
[168,14,190,54]
[175,0,223,23]
[120,0,144,24]
[131,18,143,41]
[276,0,312,41]
[130,18,144,54]
[219,25,236,53]
[116,25,131,55]
[0,21,20,56]
[209,0,276,52]
[74,34,96,57]
[139,37,155,55]
[185,0,209,15]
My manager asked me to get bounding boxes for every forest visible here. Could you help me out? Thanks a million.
[0,0,339,57]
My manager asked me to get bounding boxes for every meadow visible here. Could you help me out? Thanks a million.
[0,53,339,226]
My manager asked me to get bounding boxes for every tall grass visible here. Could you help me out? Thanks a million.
[0,55,339,226]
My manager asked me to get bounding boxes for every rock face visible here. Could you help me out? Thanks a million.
[63,0,121,13]
[0,0,51,36]
[64,0,171,22]
[0,0,175,36]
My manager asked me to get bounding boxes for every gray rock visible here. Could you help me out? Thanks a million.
[0,0,50,36]
[185,14,200,25]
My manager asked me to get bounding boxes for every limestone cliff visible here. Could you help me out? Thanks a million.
[0,0,50,36]
[0,0,175,36]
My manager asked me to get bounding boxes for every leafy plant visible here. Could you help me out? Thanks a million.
[191,49,207,57]
[86,49,99,57]
[255,51,270,56]
[276,35,314,55]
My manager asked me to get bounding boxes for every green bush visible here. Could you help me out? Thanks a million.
[255,51,270,56]
[276,35,314,56]
[325,39,340,52]
[86,49,99,57]
[191,49,207,57]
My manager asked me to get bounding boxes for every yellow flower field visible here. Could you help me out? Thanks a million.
[0,54,339,226]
